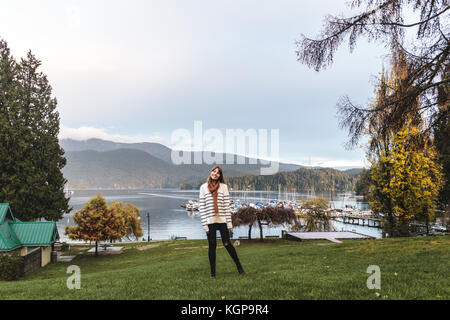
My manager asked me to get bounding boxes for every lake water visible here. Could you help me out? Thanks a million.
[57,189,382,242]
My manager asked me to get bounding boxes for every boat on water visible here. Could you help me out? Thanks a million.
[182,192,372,217]
[181,200,199,211]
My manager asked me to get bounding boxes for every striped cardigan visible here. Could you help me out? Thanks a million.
[199,182,233,232]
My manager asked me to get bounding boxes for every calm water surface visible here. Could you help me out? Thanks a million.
[57,189,382,242]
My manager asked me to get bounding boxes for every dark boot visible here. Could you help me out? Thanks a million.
[210,264,216,278]
[237,263,245,275]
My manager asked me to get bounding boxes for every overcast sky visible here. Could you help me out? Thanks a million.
[1,0,391,168]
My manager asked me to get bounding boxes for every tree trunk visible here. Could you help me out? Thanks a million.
[385,212,395,238]
[95,241,98,256]
[248,224,252,240]
[257,218,263,242]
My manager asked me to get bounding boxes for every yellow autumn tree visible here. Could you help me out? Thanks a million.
[369,122,443,236]
[110,201,143,241]
[363,51,444,237]
[65,193,127,255]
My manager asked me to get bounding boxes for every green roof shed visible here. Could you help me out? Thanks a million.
[0,203,59,251]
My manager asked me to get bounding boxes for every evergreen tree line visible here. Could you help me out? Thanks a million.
[225,168,357,192]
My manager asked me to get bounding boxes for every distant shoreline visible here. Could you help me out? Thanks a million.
[67,188,359,192]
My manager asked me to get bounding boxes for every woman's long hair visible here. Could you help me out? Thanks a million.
[207,166,227,216]
[207,166,226,184]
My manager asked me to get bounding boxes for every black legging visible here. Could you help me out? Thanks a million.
[207,223,243,275]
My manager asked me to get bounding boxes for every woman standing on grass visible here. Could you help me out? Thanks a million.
[199,166,245,278]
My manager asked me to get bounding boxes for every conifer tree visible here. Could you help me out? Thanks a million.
[0,39,70,221]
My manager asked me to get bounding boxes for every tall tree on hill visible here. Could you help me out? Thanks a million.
[433,107,449,218]
[297,0,449,139]
[0,41,19,210]
[364,53,444,236]
[0,39,70,221]
[296,0,449,208]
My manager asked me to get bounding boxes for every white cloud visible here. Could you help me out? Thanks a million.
[59,124,172,146]
[317,159,367,169]
[285,156,367,169]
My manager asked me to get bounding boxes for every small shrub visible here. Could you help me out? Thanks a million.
[61,242,70,251]
[0,252,24,281]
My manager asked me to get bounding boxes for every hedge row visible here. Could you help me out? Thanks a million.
[0,252,24,280]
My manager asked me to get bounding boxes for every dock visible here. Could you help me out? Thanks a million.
[332,214,382,228]
[284,231,373,243]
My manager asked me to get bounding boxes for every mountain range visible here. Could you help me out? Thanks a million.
[60,138,306,189]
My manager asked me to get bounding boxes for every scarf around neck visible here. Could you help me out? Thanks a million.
[208,180,220,216]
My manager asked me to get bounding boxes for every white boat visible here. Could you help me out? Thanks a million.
[182,200,199,211]
[65,188,74,197]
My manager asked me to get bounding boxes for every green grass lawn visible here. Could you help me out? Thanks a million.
[0,235,448,300]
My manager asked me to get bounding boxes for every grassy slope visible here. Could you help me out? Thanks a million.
[0,236,448,300]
